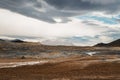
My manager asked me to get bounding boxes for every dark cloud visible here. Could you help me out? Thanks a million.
[82,21,100,26]
[0,0,120,23]
[0,0,56,23]
[0,0,80,23]
[45,0,120,13]
[45,0,98,10]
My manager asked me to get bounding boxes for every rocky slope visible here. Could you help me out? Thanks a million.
[94,39,120,47]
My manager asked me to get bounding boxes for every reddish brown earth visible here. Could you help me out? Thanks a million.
[0,56,120,80]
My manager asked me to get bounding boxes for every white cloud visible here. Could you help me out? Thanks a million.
[0,36,16,40]
[0,9,106,37]
[98,36,113,43]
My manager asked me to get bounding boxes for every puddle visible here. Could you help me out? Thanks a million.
[85,52,98,56]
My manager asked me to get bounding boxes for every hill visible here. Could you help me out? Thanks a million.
[94,39,120,47]
[11,39,25,43]
[0,39,5,42]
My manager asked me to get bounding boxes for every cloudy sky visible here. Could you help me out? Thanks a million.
[0,0,120,46]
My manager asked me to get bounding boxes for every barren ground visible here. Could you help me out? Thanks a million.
[0,55,120,80]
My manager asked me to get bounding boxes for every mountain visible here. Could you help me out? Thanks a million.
[0,39,5,42]
[108,39,120,47]
[11,39,25,43]
[94,39,120,47]
[94,43,107,47]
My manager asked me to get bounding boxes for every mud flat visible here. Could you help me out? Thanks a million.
[0,55,120,80]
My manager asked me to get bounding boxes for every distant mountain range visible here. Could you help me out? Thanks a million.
[94,39,120,47]
[11,39,25,43]
[0,38,120,47]
[0,39,5,41]
[0,39,25,43]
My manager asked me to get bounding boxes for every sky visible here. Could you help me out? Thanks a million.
[0,0,120,46]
